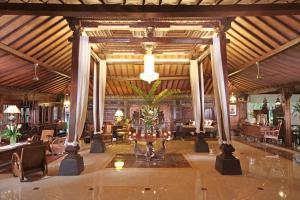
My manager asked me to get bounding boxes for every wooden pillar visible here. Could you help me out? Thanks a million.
[59,18,84,175]
[282,88,293,147]
[213,19,242,175]
[67,24,80,143]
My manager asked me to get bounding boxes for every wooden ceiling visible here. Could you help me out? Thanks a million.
[0,2,299,96]
[1,0,299,6]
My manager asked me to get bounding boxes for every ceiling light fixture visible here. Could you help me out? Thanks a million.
[32,63,39,81]
[140,43,159,84]
[230,92,237,103]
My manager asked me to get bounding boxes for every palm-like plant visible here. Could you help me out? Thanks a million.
[129,80,180,132]
[293,102,300,116]
[129,79,180,106]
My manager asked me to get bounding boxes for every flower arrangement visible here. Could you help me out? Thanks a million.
[1,124,22,145]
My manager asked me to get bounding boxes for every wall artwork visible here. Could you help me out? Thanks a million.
[229,104,237,116]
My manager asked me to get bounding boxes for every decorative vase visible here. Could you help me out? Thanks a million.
[10,136,16,145]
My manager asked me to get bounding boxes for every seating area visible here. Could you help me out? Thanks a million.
[0,1,300,199]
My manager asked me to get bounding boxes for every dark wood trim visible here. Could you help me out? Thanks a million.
[108,75,191,81]
[82,21,220,28]
[89,36,212,44]
[1,4,300,17]
[281,88,293,148]
[67,27,81,143]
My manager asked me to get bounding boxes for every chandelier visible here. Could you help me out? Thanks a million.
[140,44,159,84]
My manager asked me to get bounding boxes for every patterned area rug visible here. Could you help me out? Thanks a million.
[106,153,191,168]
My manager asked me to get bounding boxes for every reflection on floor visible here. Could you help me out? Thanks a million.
[234,136,298,160]
[106,153,191,168]
[0,140,300,200]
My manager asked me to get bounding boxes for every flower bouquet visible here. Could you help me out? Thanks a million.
[1,124,22,145]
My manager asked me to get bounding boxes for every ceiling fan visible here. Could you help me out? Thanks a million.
[255,61,279,80]
[32,63,39,81]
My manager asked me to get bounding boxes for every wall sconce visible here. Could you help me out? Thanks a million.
[230,92,237,103]
[275,97,281,107]
[64,94,70,108]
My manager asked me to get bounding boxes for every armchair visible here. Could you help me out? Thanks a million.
[11,145,47,182]
[263,120,282,144]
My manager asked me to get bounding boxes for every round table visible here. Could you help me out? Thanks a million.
[129,132,172,161]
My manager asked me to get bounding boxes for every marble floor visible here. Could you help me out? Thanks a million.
[1,140,300,200]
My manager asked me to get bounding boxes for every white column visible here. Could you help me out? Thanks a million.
[210,35,231,144]
[190,60,201,134]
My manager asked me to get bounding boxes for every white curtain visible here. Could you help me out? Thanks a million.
[199,62,205,132]
[93,61,98,134]
[190,60,201,134]
[93,59,107,134]
[210,35,231,144]
[98,59,107,134]
[68,36,91,146]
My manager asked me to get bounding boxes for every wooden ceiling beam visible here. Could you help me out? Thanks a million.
[82,21,219,28]
[108,75,190,81]
[0,42,70,79]
[196,48,210,62]
[89,37,212,44]
[1,4,300,17]
[229,36,300,77]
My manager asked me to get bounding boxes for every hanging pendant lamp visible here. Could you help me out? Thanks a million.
[140,45,159,84]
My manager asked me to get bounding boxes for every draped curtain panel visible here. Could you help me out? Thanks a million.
[70,36,91,145]
[93,59,107,134]
[93,61,98,134]
[189,60,201,134]
[98,60,107,133]
[210,35,231,144]
[199,62,205,132]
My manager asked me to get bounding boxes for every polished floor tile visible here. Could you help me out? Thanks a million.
[0,140,300,200]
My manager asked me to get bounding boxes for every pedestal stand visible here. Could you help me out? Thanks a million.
[215,144,242,175]
[194,133,209,152]
[90,134,106,153]
[59,145,84,176]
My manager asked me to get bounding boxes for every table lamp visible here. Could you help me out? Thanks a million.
[4,105,21,123]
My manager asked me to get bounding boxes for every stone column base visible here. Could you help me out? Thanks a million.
[90,134,106,153]
[194,134,209,152]
[59,145,84,176]
[215,144,242,175]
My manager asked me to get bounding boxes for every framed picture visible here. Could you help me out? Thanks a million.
[229,104,237,116]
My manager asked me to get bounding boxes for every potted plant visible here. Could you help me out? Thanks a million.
[292,102,300,163]
[129,80,180,133]
[1,124,22,145]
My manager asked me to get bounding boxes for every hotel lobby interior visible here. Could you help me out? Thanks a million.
[0,1,300,200]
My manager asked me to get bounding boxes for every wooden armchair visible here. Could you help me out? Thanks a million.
[50,137,66,155]
[41,130,55,143]
[11,145,47,182]
[30,130,65,155]
[263,120,282,144]
[102,124,113,144]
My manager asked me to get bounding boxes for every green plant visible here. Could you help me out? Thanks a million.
[1,124,22,144]
[129,79,180,106]
[129,80,180,131]
[293,102,300,116]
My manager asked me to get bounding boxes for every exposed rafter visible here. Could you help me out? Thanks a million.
[229,36,300,77]
[0,42,70,79]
